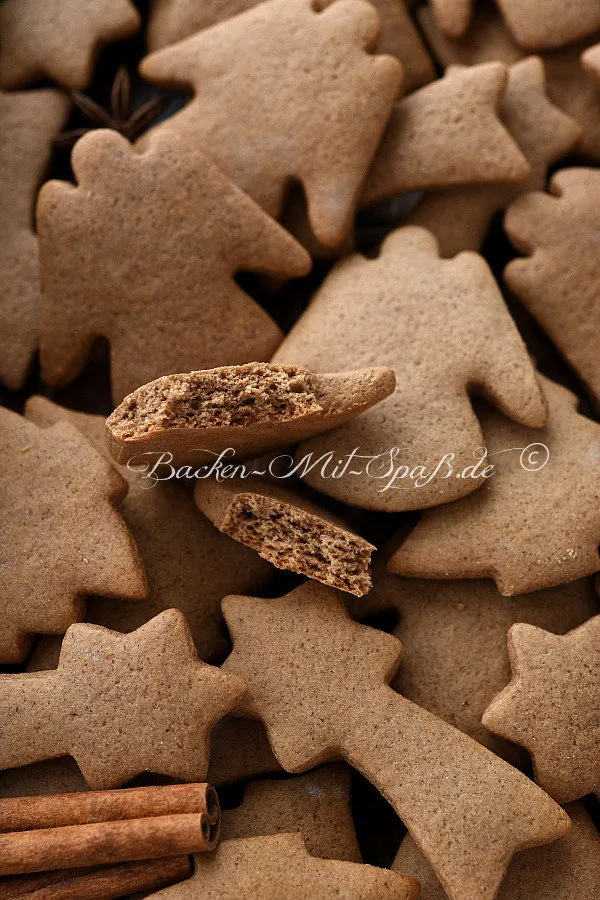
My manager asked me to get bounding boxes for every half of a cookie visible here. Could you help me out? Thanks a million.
[106,362,395,466]
[195,477,375,597]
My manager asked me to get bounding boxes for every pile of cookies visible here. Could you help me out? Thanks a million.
[1,1,599,897]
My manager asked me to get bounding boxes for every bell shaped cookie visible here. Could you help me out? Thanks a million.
[391,376,600,594]
[273,226,546,512]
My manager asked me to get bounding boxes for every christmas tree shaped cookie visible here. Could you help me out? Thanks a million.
[38,129,310,403]
[140,0,402,246]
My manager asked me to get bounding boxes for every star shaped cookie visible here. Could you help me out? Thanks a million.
[362,62,529,206]
[37,129,310,403]
[140,0,402,246]
[483,616,600,803]
[0,610,246,789]
[0,407,147,664]
[349,544,598,764]
[504,168,600,408]
[0,89,70,389]
[273,225,546,512]
[221,582,570,899]
[390,376,600,594]
[407,57,580,256]
[0,0,141,89]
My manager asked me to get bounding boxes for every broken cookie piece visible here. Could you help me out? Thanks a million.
[195,477,375,597]
[105,362,395,467]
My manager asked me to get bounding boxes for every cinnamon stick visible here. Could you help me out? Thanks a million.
[0,813,216,877]
[0,856,192,899]
[0,783,218,833]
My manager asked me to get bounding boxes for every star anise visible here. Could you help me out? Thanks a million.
[54,66,169,149]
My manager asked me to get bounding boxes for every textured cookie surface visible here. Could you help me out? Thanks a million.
[504,168,600,408]
[148,0,434,93]
[407,57,580,256]
[106,363,395,466]
[25,396,274,663]
[221,765,361,861]
[141,0,402,246]
[274,226,546,512]
[349,546,599,763]
[391,377,600,594]
[37,129,310,403]
[393,801,600,899]
[222,582,570,899]
[195,476,375,596]
[0,89,70,389]
[483,616,600,803]
[147,833,419,898]
[495,0,600,51]
[0,610,246,789]
[0,0,140,89]
[362,62,529,206]
[0,407,146,664]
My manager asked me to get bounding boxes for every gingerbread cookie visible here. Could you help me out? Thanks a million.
[140,0,402,246]
[495,0,600,52]
[426,0,600,50]
[483,616,600,803]
[149,833,418,898]
[0,89,70,390]
[407,57,580,256]
[222,582,570,899]
[582,41,600,80]
[393,801,600,899]
[417,3,524,68]
[428,0,473,39]
[208,718,281,787]
[195,477,375,596]
[504,168,600,408]
[148,0,434,93]
[106,363,395,467]
[148,0,256,49]
[0,610,246,789]
[37,129,310,404]
[362,62,529,207]
[0,407,146,664]
[25,395,274,664]
[348,544,599,765]
[544,38,600,162]
[418,6,600,161]
[1,632,280,794]
[0,0,140,89]
[273,226,546,512]
[221,765,361,862]
[390,376,600,594]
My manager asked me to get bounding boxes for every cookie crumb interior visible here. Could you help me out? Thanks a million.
[225,494,373,597]
[108,363,323,437]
